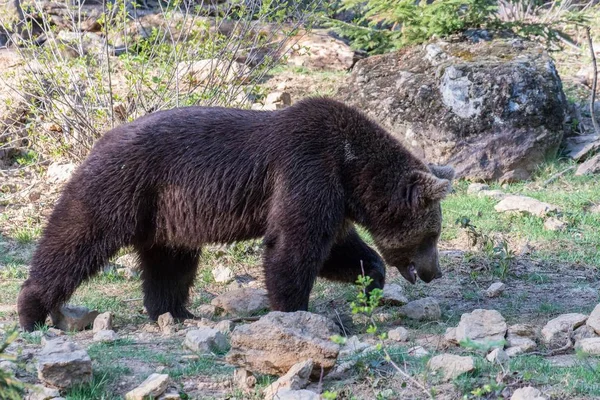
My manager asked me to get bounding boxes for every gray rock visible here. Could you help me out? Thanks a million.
[506,334,536,355]
[467,183,489,194]
[486,348,509,364]
[388,327,409,342]
[575,337,600,355]
[428,354,475,381]
[495,195,560,217]
[214,320,234,334]
[50,304,99,332]
[544,217,567,231]
[184,328,228,353]
[511,386,547,400]
[586,303,600,335]
[125,373,170,400]
[339,40,567,182]
[26,384,60,400]
[398,297,441,321]
[36,338,92,389]
[233,368,256,392]
[212,266,235,284]
[339,335,370,358]
[263,359,313,400]
[271,389,320,400]
[226,311,340,378]
[572,324,598,342]
[564,134,600,161]
[158,312,175,334]
[285,29,354,72]
[381,284,409,305]
[407,345,429,358]
[46,163,75,184]
[93,312,113,333]
[93,329,118,343]
[576,152,600,176]
[455,309,507,347]
[211,288,269,316]
[485,282,505,297]
[541,313,587,349]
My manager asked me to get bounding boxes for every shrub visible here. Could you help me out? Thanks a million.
[0,326,23,400]
[0,0,322,160]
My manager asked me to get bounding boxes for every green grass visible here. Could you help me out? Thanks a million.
[441,160,600,266]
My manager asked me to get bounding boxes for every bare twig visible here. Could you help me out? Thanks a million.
[585,25,600,135]
[384,349,434,399]
[542,166,575,186]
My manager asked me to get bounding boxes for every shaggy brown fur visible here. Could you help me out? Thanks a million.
[17,97,454,331]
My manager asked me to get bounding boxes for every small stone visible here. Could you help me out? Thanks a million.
[508,324,538,338]
[586,304,600,335]
[271,389,320,400]
[486,348,509,364]
[444,327,458,345]
[485,282,505,297]
[541,313,587,348]
[575,337,600,355]
[212,266,235,284]
[339,336,370,358]
[125,373,170,400]
[158,391,181,400]
[572,324,598,341]
[511,386,546,400]
[26,384,60,400]
[265,91,292,107]
[495,195,559,217]
[211,288,269,316]
[50,304,99,332]
[407,346,429,358]
[184,328,229,353]
[455,309,507,347]
[46,163,75,184]
[158,312,175,334]
[37,338,92,389]
[388,327,409,342]
[478,189,507,200]
[398,297,441,321]
[427,354,475,382]
[196,304,217,319]
[263,359,313,400]
[93,312,113,333]
[467,183,490,194]
[543,217,567,232]
[381,284,409,305]
[233,368,256,392]
[506,334,536,354]
[215,320,234,334]
[93,330,118,343]
[575,153,600,176]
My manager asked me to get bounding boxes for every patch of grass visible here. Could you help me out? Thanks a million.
[442,160,600,266]
[0,264,28,279]
[12,225,42,245]
[167,357,234,380]
[65,367,126,400]
[510,355,600,397]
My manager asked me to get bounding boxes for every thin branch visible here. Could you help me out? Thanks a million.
[585,25,599,135]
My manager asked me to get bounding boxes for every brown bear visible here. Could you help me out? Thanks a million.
[17,97,454,331]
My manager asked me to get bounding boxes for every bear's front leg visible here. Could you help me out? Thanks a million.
[262,228,338,312]
[319,226,386,294]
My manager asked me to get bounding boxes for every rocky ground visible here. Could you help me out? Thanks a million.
[1,6,600,400]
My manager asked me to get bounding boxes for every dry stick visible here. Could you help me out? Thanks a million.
[586,25,600,136]
[542,166,575,186]
[103,0,115,128]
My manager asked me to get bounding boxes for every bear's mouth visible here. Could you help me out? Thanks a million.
[400,263,418,285]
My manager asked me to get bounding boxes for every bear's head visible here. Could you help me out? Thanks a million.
[371,164,455,285]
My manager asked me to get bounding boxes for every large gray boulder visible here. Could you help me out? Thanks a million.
[339,39,567,182]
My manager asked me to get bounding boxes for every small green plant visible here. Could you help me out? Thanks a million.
[0,326,24,400]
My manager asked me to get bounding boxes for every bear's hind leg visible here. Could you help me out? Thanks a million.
[137,246,199,321]
[319,227,386,294]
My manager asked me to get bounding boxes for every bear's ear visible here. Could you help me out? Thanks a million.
[403,171,452,209]
[428,164,455,181]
